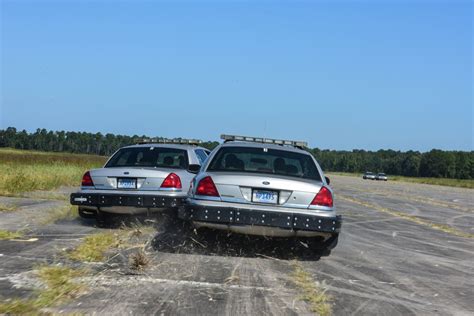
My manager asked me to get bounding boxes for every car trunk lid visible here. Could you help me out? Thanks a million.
[88,167,177,190]
[208,172,322,208]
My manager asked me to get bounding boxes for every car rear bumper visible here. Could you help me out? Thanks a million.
[70,192,186,209]
[179,200,342,235]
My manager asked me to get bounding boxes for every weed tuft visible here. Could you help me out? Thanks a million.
[0,230,23,240]
[291,261,332,316]
[0,203,18,212]
[129,249,150,271]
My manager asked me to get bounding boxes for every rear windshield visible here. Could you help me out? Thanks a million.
[105,147,188,169]
[207,146,321,181]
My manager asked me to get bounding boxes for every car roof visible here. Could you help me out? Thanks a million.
[219,141,310,155]
[122,144,208,151]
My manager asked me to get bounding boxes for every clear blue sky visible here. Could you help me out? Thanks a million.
[1,0,472,151]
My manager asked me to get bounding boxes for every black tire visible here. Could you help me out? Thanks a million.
[298,234,338,258]
[324,234,339,250]
[96,211,108,228]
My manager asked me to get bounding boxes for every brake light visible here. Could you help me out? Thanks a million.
[81,171,94,187]
[161,173,182,189]
[196,176,219,197]
[311,186,333,207]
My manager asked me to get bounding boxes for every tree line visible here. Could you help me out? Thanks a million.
[1,127,472,179]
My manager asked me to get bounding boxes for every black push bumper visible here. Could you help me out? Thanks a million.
[70,192,185,208]
[179,204,342,233]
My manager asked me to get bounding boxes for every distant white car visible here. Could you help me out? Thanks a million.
[363,172,376,180]
[376,173,388,181]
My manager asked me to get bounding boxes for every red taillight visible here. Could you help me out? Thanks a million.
[196,176,219,197]
[81,171,94,187]
[160,173,182,189]
[311,186,333,207]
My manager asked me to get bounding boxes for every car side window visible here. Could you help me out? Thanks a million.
[195,149,208,164]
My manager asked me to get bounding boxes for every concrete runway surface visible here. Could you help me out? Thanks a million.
[0,175,472,315]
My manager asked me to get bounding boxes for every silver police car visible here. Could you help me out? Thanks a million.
[70,139,210,224]
[179,135,341,251]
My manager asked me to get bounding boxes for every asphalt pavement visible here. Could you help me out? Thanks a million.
[0,175,472,315]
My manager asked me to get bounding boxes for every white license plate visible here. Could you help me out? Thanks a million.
[252,190,278,204]
[117,178,137,189]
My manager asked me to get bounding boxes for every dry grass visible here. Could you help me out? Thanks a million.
[291,261,332,316]
[68,224,155,263]
[129,249,150,271]
[0,230,23,240]
[0,265,85,314]
[0,203,18,212]
[339,195,474,238]
[389,175,474,189]
[0,148,106,196]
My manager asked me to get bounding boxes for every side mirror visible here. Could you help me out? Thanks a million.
[325,176,330,185]
[188,164,201,174]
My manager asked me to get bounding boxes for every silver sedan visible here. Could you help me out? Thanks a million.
[70,139,210,224]
[179,135,341,252]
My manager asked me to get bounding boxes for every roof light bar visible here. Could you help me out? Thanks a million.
[138,138,202,145]
[220,134,308,148]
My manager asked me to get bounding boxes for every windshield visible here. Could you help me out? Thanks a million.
[207,146,321,181]
[105,147,188,169]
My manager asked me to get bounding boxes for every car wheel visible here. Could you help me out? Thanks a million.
[96,211,108,228]
[307,234,338,257]
[324,234,339,250]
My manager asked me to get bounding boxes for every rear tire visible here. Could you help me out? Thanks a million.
[324,234,339,250]
[318,234,338,256]
[96,211,108,228]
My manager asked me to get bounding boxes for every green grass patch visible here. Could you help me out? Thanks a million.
[0,203,18,212]
[327,172,473,189]
[0,148,106,196]
[0,230,23,240]
[68,224,156,262]
[292,261,332,316]
[0,265,85,314]
[68,231,121,262]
